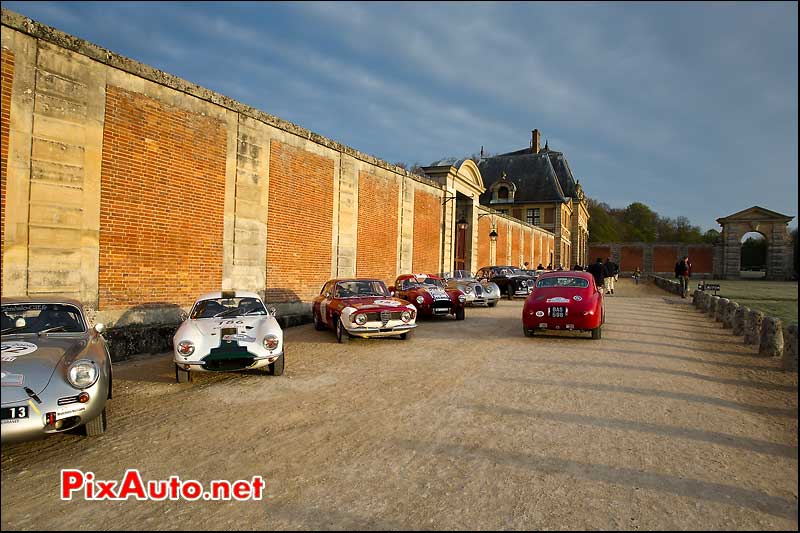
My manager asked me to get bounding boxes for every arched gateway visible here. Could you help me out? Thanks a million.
[717,206,794,280]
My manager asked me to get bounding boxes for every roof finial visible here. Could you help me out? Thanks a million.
[480,145,484,158]
[544,139,549,151]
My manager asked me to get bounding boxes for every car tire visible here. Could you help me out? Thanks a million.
[269,353,285,376]
[313,311,326,331]
[455,308,465,321]
[400,330,414,340]
[84,408,107,437]
[336,317,350,344]
[592,326,602,340]
[175,364,192,384]
[523,325,535,337]
[488,301,498,308]
[507,288,514,300]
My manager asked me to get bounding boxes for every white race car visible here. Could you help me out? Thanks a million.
[172,291,284,383]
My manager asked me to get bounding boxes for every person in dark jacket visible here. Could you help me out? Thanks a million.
[675,256,691,298]
[603,257,619,294]
[587,258,605,290]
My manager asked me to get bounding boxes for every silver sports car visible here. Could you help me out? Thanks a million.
[441,270,501,307]
[1,297,112,444]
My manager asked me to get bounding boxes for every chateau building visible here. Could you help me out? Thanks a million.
[477,129,590,268]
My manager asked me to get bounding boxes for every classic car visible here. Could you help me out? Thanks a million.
[441,270,501,307]
[172,290,284,383]
[391,274,466,320]
[312,279,417,342]
[476,266,537,300]
[522,271,605,339]
[1,297,112,444]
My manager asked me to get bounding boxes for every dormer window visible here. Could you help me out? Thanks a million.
[498,186,509,200]
[490,172,516,204]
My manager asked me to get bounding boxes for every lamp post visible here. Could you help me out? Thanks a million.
[457,217,468,231]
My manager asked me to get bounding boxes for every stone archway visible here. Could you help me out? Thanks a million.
[716,206,794,280]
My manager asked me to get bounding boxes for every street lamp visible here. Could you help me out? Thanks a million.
[489,228,498,242]
[457,217,468,231]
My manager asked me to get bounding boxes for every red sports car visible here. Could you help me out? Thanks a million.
[312,279,417,343]
[391,274,466,320]
[522,271,605,339]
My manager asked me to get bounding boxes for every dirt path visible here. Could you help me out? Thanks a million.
[2,279,797,530]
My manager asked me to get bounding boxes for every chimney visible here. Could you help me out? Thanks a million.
[531,129,540,154]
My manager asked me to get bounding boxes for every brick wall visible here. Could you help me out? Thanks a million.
[99,86,227,309]
[511,226,521,267]
[477,214,490,269]
[267,140,334,301]
[496,219,508,265]
[653,245,678,273]
[588,245,611,264]
[523,229,532,266]
[688,246,713,273]
[357,170,398,284]
[412,188,441,273]
[0,48,12,275]
[620,245,644,271]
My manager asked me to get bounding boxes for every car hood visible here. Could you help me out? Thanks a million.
[342,297,412,310]
[187,315,280,337]
[1,335,88,397]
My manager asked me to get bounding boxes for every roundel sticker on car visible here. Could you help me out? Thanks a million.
[535,310,545,317]
[1,341,39,361]
[573,295,583,301]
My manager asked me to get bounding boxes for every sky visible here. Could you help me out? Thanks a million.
[4,1,797,232]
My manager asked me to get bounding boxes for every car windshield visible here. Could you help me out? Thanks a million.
[536,277,590,289]
[335,280,389,298]
[191,297,267,319]
[420,277,445,288]
[445,270,473,280]
[1,303,86,334]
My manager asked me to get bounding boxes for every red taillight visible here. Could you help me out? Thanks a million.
[46,412,56,425]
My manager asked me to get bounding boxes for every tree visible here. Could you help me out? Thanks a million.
[703,229,721,244]
[587,199,622,243]
[622,202,658,242]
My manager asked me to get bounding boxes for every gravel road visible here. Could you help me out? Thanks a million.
[1,279,797,530]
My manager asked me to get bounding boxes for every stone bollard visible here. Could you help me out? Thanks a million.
[744,310,764,345]
[733,306,749,336]
[707,296,720,318]
[783,323,798,371]
[723,300,739,329]
[698,291,709,310]
[715,298,730,322]
[692,289,700,306]
[759,317,784,357]
[702,293,713,313]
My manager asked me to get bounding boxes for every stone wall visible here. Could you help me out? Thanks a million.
[590,242,715,277]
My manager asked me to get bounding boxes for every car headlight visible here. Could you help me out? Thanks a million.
[401,310,412,323]
[354,313,367,325]
[67,359,99,389]
[458,294,466,303]
[263,334,279,351]
[462,286,472,294]
[177,340,195,356]
[416,295,425,305]
[521,280,527,287]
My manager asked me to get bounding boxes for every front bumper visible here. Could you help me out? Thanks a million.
[175,350,283,372]
[345,323,417,338]
[1,380,108,445]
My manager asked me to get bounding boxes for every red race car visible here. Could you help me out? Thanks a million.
[312,279,417,343]
[522,271,605,339]
[391,274,466,320]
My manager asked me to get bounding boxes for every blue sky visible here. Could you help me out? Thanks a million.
[4,1,797,232]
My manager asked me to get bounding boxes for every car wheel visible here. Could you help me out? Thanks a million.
[269,353,285,376]
[84,408,107,437]
[592,326,602,340]
[524,325,535,337]
[400,330,414,340]
[507,288,514,300]
[313,311,326,331]
[455,308,465,321]
[175,364,192,384]
[488,300,498,308]
[336,317,350,344]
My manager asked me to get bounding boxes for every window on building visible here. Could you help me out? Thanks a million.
[527,208,541,225]
[498,186,509,200]
[544,208,554,224]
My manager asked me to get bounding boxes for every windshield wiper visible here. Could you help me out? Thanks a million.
[212,308,241,318]
[38,326,66,336]
[1,326,24,334]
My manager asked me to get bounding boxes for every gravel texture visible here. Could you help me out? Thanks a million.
[1,279,797,530]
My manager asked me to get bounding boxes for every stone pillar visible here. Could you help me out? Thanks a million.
[723,300,739,329]
[707,295,721,317]
[732,306,749,336]
[744,309,764,345]
[783,323,798,371]
[759,317,784,357]
[715,298,729,322]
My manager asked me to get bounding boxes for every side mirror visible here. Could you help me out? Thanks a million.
[388,286,395,293]
[390,291,395,297]
[324,292,331,299]
[94,323,105,334]
[268,306,277,317]
[15,317,26,328]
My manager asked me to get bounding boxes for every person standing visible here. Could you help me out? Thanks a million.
[603,257,619,294]
[675,256,691,298]
[587,257,605,291]
[633,267,641,285]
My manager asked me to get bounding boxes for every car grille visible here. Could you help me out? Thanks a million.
[475,285,483,296]
[364,311,403,322]
[57,395,81,406]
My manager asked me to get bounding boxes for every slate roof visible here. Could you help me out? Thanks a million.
[477,144,579,205]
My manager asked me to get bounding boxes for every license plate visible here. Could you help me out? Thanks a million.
[1,406,29,420]
[550,306,567,318]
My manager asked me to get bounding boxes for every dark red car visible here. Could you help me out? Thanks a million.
[391,274,466,320]
[312,279,418,343]
[522,271,605,339]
